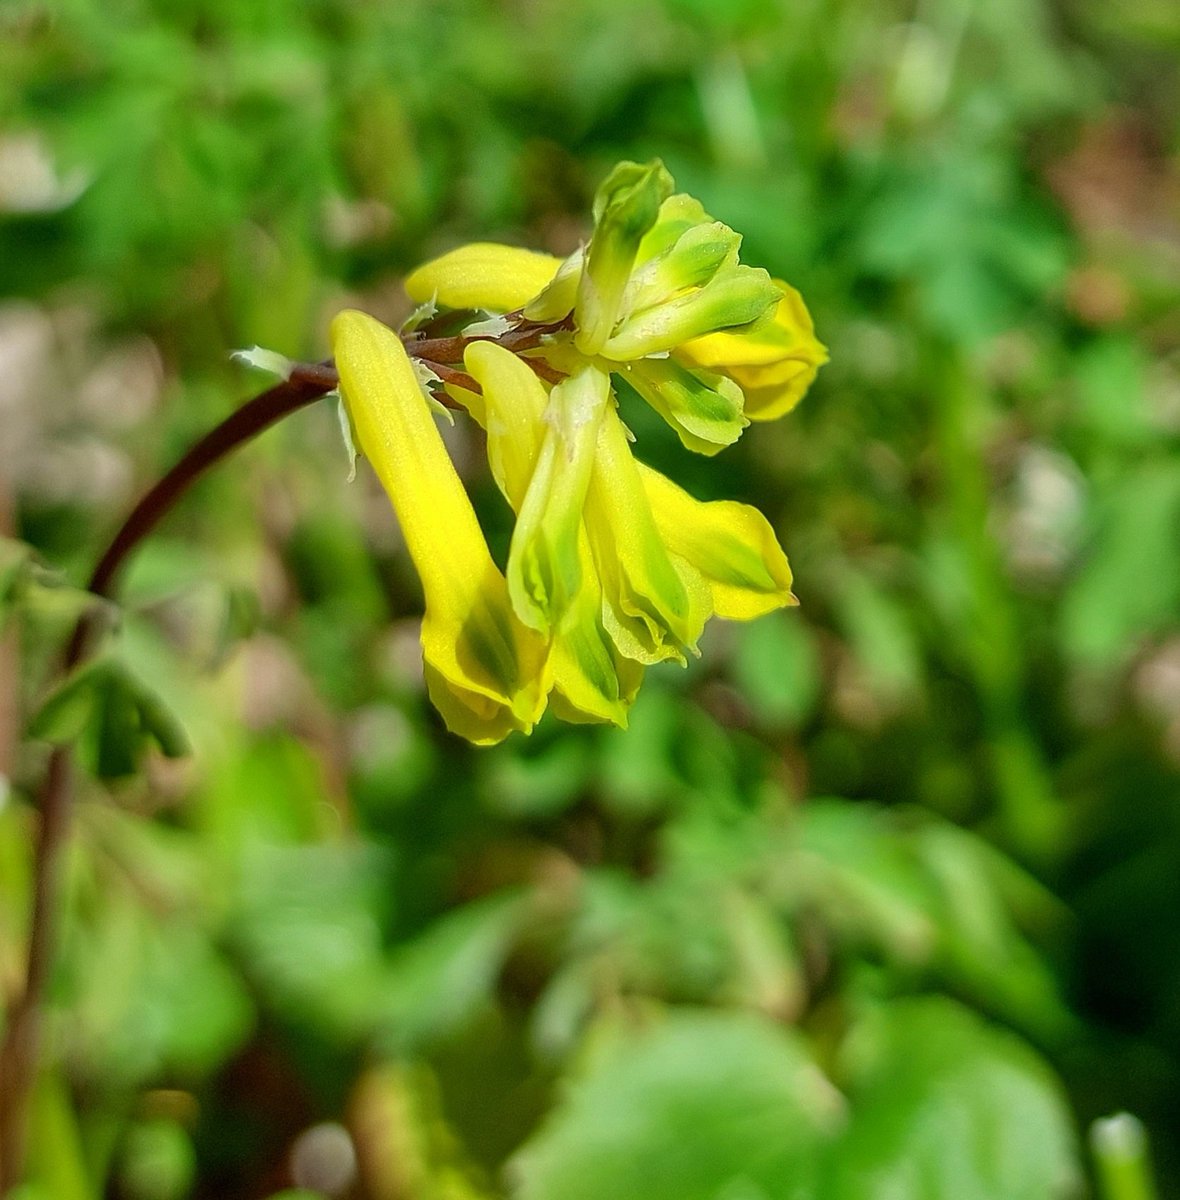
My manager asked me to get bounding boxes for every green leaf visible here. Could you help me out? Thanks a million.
[377,892,527,1052]
[29,658,190,778]
[510,1009,841,1200]
[825,996,1081,1199]
[1061,463,1180,667]
[732,613,820,728]
[28,661,107,744]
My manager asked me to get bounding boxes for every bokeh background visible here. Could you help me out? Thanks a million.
[2,0,1180,1197]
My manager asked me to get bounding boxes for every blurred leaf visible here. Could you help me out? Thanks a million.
[832,571,922,703]
[825,996,1081,1199]
[116,1119,196,1200]
[233,842,390,1041]
[69,883,254,1087]
[482,736,591,819]
[377,892,528,1052]
[24,1072,95,1200]
[1073,336,1153,447]
[510,1009,841,1200]
[732,612,820,728]
[797,800,939,963]
[1061,463,1180,666]
[29,656,189,777]
[351,1063,495,1200]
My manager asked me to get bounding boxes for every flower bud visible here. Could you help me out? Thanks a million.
[574,160,673,355]
[624,221,741,314]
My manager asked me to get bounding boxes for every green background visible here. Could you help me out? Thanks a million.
[2,0,1179,1196]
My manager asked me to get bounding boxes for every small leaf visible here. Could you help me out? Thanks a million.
[29,658,190,778]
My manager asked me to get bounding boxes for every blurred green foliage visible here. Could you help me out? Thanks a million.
[2,0,1179,1197]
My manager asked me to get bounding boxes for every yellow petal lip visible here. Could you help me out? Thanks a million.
[330,309,547,743]
[638,462,795,620]
[405,243,563,312]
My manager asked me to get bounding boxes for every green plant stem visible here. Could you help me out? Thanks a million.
[0,363,337,1194]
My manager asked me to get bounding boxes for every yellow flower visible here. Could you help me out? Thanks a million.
[319,160,823,742]
[330,310,548,744]
[676,282,828,421]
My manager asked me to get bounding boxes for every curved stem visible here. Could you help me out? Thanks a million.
[88,362,339,603]
[0,362,338,1194]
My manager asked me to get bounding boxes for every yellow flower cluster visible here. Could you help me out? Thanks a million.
[331,160,827,743]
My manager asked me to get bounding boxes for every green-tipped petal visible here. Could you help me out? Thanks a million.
[677,281,828,420]
[405,243,562,312]
[575,160,673,356]
[638,463,795,619]
[331,310,548,742]
[622,358,748,455]
[602,264,781,360]
[507,366,611,634]
[624,220,740,314]
[584,407,712,664]
[634,193,712,263]
[548,534,643,727]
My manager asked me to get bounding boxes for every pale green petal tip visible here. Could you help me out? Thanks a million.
[232,345,294,378]
[603,265,781,360]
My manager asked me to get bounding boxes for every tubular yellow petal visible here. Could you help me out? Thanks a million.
[405,243,562,313]
[585,407,712,664]
[637,462,795,619]
[331,310,547,742]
